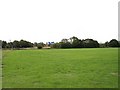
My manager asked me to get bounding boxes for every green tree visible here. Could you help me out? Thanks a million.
[37,42,44,49]
[2,41,7,48]
[19,40,33,48]
[51,43,61,48]
[34,42,38,47]
[82,39,99,48]
[6,42,13,49]
[108,39,119,47]
[61,39,68,43]
[13,40,20,48]
[70,36,78,43]
[69,36,83,48]
[60,42,72,48]
[105,41,109,47]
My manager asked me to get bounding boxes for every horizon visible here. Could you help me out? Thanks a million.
[0,0,119,43]
[1,37,119,44]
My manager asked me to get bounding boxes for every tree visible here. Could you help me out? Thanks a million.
[34,42,38,47]
[51,43,61,48]
[99,43,106,48]
[72,39,81,48]
[37,42,44,49]
[119,41,120,47]
[2,41,7,48]
[61,39,68,43]
[6,42,13,49]
[108,39,119,47]
[70,36,79,43]
[19,40,33,48]
[60,42,72,48]
[94,40,99,48]
[37,45,42,49]
[13,40,20,48]
[69,36,83,48]
[105,41,109,47]
[82,39,99,48]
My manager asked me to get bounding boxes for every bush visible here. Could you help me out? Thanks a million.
[60,42,72,48]
[37,45,42,49]
[51,43,61,48]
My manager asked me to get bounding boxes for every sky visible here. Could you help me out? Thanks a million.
[0,0,119,43]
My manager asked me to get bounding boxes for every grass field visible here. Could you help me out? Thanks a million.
[2,48,118,88]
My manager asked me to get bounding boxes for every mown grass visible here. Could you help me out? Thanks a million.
[2,48,118,88]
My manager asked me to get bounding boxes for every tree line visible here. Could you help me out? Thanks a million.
[51,36,120,48]
[1,36,120,49]
[1,40,33,49]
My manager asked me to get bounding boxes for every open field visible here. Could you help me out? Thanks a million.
[2,48,118,88]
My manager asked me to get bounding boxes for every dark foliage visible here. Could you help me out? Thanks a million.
[1,37,119,49]
[2,41,7,48]
[108,39,119,47]
[37,45,42,49]
[60,42,72,48]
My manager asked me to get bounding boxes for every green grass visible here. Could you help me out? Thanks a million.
[2,48,118,88]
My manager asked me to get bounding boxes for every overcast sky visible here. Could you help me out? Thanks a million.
[0,0,119,43]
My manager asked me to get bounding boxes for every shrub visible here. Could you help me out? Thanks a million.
[37,45,42,49]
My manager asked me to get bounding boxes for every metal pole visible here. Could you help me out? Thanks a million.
[0,40,2,89]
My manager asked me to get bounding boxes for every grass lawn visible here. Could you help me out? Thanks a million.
[2,48,118,88]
